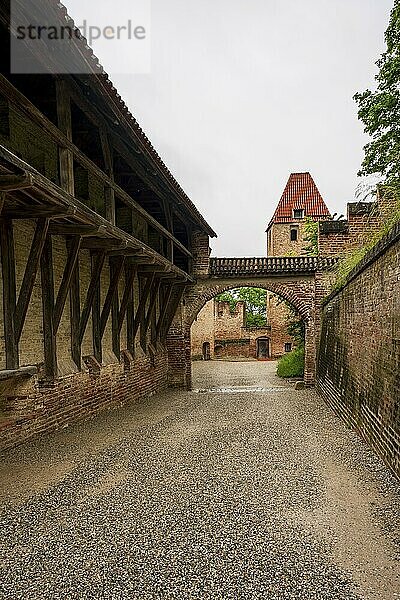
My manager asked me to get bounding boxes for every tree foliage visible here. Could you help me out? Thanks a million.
[302,217,319,256]
[354,1,400,184]
[215,287,267,327]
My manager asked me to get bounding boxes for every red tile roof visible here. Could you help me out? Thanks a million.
[267,173,330,229]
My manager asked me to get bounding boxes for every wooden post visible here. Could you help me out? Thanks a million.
[53,236,82,332]
[100,255,125,338]
[15,218,50,342]
[125,262,135,354]
[40,235,57,379]
[70,252,81,370]
[79,251,106,345]
[56,78,74,195]
[92,253,102,364]
[0,218,18,369]
[101,130,116,225]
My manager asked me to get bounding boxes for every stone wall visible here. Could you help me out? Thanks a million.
[191,300,215,360]
[317,222,400,479]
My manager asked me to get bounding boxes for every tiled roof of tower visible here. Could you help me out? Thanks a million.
[266,173,330,230]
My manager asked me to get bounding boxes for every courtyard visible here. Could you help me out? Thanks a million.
[0,361,399,599]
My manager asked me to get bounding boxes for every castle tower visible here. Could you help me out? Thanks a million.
[266,172,330,257]
[266,173,331,358]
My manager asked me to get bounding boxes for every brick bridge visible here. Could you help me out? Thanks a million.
[167,255,336,388]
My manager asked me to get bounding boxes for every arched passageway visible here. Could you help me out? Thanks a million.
[167,274,319,390]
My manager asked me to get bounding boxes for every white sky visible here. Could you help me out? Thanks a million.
[64,0,394,256]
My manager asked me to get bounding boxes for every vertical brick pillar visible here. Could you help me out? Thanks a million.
[166,299,192,389]
[304,318,316,386]
[191,230,211,278]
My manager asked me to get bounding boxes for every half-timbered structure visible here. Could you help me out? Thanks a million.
[0,1,216,446]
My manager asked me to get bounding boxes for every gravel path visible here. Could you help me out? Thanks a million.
[0,361,399,600]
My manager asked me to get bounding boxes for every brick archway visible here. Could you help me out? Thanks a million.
[167,272,319,390]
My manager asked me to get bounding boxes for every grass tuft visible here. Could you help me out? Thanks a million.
[277,347,305,378]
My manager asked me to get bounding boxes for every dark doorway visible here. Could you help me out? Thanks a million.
[202,342,211,361]
[257,338,270,359]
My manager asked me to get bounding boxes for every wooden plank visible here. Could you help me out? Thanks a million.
[0,192,5,217]
[78,251,106,345]
[100,256,125,338]
[15,218,50,342]
[53,236,82,332]
[56,79,74,195]
[117,263,136,334]
[4,207,76,219]
[70,253,81,369]
[40,235,57,379]
[48,224,103,236]
[0,218,18,368]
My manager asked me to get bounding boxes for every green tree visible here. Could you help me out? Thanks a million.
[354,1,400,185]
[215,287,267,327]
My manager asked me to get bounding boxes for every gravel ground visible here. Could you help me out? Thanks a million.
[0,361,399,600]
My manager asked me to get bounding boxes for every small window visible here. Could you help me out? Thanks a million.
[290,228,298,242]
[293,209,304,219]
[285,343,292,353]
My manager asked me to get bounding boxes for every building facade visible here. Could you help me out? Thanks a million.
[266,172,331,357]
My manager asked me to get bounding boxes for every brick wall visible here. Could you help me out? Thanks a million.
[317,222,400,479]
[214,301,245,338]
[191,300,215,360]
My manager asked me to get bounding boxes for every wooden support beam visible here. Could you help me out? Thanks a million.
[143,278,161,342]
[111,261,121,358]
[4,206,76,219]
[92,253,102,364]
[0,192,5,217]
[100,256,125,338]
[100,130,116,226]
[0,218,18,369]
[70,252,81,369]
[117,263,136,334]
[79,251,106,345]
[53,236,82,332]
[0,173,33,191]
[156,283,174,341]
[56,78,74,195]
[125,262,135,354]
[40,235,57,379]
[49,224,104,236]
[81,237,125,250]
[134,273,156,347]
[15,218,50,342]
[160,284,186,341]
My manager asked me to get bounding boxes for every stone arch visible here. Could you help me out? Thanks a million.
[184,280,312,330]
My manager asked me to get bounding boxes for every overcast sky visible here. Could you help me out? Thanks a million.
[66,0,393,256]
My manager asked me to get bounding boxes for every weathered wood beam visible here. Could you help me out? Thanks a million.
[0,218,18,368]
[53,236,82,332]
[0,192,5,217]
[144,279,161,334]
[100,256,125,338]
[15,218,50,342]
[100,130,116,226]
[156,283,174,340]
[160,284,186,341]
[81,237,125,250]
[70,253,81,369]
[134,273,156,345]
[0,173,33,191]
[92,253,102,363]
[40,235,57,379]
[125,263,135,354]
[78,251,106,345]
[4,206,76,219]
[117,263,136,334]
[56,78,74,195]
[49,224,104,236]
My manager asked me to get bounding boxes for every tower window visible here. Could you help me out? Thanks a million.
[290,228,298,242]
[285,343,292,353]
[293,208,304,219]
